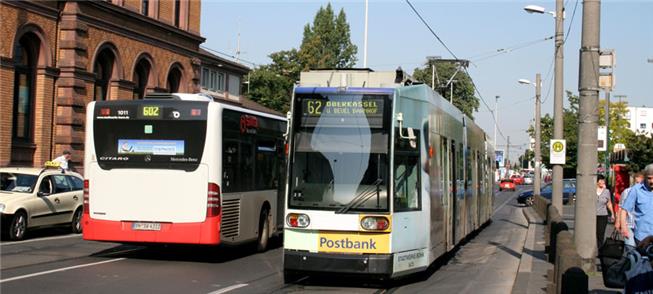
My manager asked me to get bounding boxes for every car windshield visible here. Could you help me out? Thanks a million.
[564,180,576,189]
[501,179,513,183]
[1,172,38,193]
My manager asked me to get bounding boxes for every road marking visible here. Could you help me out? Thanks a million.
[0,234,81,246]
[0,258,126,283]
[493,193,514,215]
[208,284,249,294]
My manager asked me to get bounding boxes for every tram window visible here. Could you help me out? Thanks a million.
[394,128,420,211]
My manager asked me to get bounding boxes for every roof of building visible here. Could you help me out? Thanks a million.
[205,93,284,117]
[198,48,250,74]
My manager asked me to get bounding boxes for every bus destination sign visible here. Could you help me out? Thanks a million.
[300,96,385,128]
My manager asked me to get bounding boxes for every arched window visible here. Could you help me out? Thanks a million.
[167,66,182,93]
[133,58,151,99]
[93,49,115,101]
[12,33,39,142]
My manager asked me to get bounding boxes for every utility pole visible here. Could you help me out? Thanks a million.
[551,0,565,213]
[363,0,369,68]
[534,73,542,197]
[494,96,499,150]
[604,91,611,177]
[575,0,601,269]
[506,136,511,170]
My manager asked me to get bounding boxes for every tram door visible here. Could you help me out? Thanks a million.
[441,138,452,249]
[450,140,457,245]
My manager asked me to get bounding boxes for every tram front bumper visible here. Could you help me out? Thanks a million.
[283,250,393,276]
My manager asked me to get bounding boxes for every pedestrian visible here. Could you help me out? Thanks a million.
[618,171,644,247]
[597,175,615,249]
[621,164,653,245]
[51,150,72,171]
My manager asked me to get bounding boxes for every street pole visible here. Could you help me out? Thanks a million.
[494,96,499,150]
[551,0,565,213]
[363,0,368,68]
[431,63,435,91]
[604,91,610,177]
[575,0,601,269]
[534,73,542,197]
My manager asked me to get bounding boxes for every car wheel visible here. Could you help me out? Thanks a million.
[525,197,534,207]
[71,208,83,234]
[256,208,270,252]
[8,211,27,241]
[499,188,503,191]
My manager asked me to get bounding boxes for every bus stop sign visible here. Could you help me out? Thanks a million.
[550,139,566,165]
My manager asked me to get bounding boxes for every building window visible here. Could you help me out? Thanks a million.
[228,75,240,97]
[641,123,647,130]
[210,70,217,91]
[133,58,151,99]
[167,66,182,93]
[12,34,38,142]
[201,67,209,88]
[217,72,225,91]
[142,0,149,16]
[174,0,181,27]
[94,48,116,101]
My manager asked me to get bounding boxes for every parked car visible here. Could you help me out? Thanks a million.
[499,179,516,192]
[517,179,576,207]
[523,175,534,185]
[0,167,84,241]
[510,174,524,185]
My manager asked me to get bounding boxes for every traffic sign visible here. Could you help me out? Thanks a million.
[550,139,566,165]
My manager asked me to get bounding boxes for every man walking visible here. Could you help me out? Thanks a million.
[617,172,644,247]
[621,164,653,245]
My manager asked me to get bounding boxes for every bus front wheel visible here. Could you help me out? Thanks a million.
[256,208,270,252]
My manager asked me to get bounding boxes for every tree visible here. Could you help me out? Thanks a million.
[528,91,579,178]
[625,133,653,172]
[598,99,633,148]
[247,3,358,113]
[298,4,358,70]
[412,61,479,118]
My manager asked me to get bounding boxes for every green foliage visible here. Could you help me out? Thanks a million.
[625,133,653,172]
[527,91,579,176]
[298,4,358,70]
[247,3,357,113]
[412,62,479,118]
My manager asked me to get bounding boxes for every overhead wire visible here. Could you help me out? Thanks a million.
[405,0,506,141]
[200,45,258,67]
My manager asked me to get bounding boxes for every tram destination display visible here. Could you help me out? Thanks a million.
[299,96,386,128]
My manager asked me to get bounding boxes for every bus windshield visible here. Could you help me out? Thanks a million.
[92,101,208,171]
[289,92,390,212]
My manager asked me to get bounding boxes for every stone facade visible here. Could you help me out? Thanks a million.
[0,0,250,170]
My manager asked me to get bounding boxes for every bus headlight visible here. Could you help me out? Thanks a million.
[361,216,389,231]
[286,213,310,228]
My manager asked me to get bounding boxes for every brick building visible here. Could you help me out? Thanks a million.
[0,0,253,169]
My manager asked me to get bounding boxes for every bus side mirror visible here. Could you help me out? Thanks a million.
[283,111,291,140]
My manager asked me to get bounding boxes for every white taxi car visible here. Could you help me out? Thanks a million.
[0,166,84,240]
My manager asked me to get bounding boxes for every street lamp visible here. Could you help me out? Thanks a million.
[525,1,565,213]
[519,74,542,198]
[523,5,556,16]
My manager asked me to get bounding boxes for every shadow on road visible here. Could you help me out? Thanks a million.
[0,226,76,242]
[89,235,284,263]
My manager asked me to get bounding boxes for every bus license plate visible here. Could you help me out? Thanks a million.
[132,222,161,231]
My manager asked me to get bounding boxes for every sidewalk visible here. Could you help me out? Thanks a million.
[512,206,620,294]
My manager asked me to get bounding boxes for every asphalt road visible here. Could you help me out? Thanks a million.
[0,186,532,294]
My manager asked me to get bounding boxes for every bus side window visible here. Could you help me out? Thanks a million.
[394,128,420,211]
[223,141,239,192]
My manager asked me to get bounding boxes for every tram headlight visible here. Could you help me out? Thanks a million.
[286,213,310,228]
[360,216,390,231]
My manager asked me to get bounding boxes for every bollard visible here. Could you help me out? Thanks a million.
[554,231,574,288]
[561,267,588,294]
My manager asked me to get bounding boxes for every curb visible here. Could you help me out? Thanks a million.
[513,207,546,293]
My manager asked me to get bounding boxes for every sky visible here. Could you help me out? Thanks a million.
[201,0,653,163]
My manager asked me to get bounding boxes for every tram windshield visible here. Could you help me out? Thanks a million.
[289,92,391,212]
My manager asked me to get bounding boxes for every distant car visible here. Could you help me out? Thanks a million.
[510,175,524,185]
[523,175,534,185]
[517,179,576,207]
[0,167,84,241]
[499,179,516,192]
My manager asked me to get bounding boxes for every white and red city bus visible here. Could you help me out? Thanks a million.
[83,93,286,250]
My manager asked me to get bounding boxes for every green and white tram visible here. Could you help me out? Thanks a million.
[283,69,495,281]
